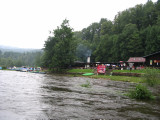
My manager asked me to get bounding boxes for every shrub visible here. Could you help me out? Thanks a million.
[106,67,109,71]
[81,80,91,88]
[143,68,160,86]
[2,66,6,70]
[128,84,154,100]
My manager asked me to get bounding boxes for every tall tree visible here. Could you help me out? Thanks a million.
[0,50,2,58]
[119,23,143,60]
[43,19,76,70]
[145,25,160,55]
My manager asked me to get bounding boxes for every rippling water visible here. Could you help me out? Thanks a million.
[0,70,160,119]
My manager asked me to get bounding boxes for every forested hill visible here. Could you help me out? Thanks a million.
[74,0,160,62]
[0,46,43,67]
[0,45,41,53]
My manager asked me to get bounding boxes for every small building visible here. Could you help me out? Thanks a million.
[72,61,85,68]
[127,57,145,69]
[143,51,160,68]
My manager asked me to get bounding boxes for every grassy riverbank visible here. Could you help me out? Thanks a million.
[112,69,160,73]
[89,75,144,83]
[67,69,143,83]
[67,68,160,85]
[69,74,144,83]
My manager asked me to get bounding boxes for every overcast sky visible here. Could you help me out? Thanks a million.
[0,0,157,49]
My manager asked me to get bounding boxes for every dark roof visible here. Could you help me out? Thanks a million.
[143,51,160,58]
[127,57,145,63]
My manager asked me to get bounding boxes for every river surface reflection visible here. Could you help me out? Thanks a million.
[0,70,160,119]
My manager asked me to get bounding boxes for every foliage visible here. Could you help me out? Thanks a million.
[1,66,7,70]
[142,68,160,86]
[128,84,154,100]
[0,50,43,67]
[67,69,144,83]
[43,19,76,70]
[90,75,144,83]
[112,69,160,74]
[81,80,91,88]
[74,0,160,62]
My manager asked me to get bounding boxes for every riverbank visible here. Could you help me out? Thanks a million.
[1,68,160,85]
[66,70,160,103]
[2,68,160,98]
[66,69,144,84]
[66,68,160,84]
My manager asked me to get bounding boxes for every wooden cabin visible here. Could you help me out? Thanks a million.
[127,57,145,69]
[143,51,160,68]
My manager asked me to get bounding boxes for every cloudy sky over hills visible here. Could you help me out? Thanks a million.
[0,0,157,49]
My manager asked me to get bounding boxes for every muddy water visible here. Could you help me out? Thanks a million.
[0,70,159,120]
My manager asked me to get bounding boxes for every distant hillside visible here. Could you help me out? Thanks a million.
[0,45,42,53]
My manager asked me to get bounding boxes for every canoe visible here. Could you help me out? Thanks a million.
[31,71,39,73]
[39,72,46,74]
[82,73,94,76]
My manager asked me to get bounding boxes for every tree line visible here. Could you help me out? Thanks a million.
[0,50,42,68]
[74,0,160,63]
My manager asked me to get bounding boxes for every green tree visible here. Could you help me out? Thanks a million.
[0,50,2,57]
[14,59,23,67]
[42,36,56,67]
[109,35,120,62]
[43,19,76,70]
[155,0,160,16]
[157,15,160,25]
[145,25,160,55]
[6,58,14,67]
[73,0,160,63]
[119,24,143,60]
[100,19,113,35]
[34,52,43,67]
[143,0,157,27]
[94,34,113,62]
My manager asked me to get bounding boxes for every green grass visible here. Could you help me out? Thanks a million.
[81,80,91,88]
[113,69,146,73]
[67,69,94,73]
[142,68,160,86]
[127,84,155,100]
[67,69,144,83]
[113,69,160,74]
[67,68,160,85]
[89,75,144,83]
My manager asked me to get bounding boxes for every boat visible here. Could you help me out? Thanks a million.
[31,71,39,73]
[20,67,28,72]
[39,72,46,74]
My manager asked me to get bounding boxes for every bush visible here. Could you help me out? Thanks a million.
[2,66,6,70]
[143,68,160,86]
[128,84,154,100]
[81,80,91,88]
[106,67,109,71]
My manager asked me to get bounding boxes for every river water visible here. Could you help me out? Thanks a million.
[0,70,160,120]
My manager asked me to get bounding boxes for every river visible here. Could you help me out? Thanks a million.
[0,70,160,119]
